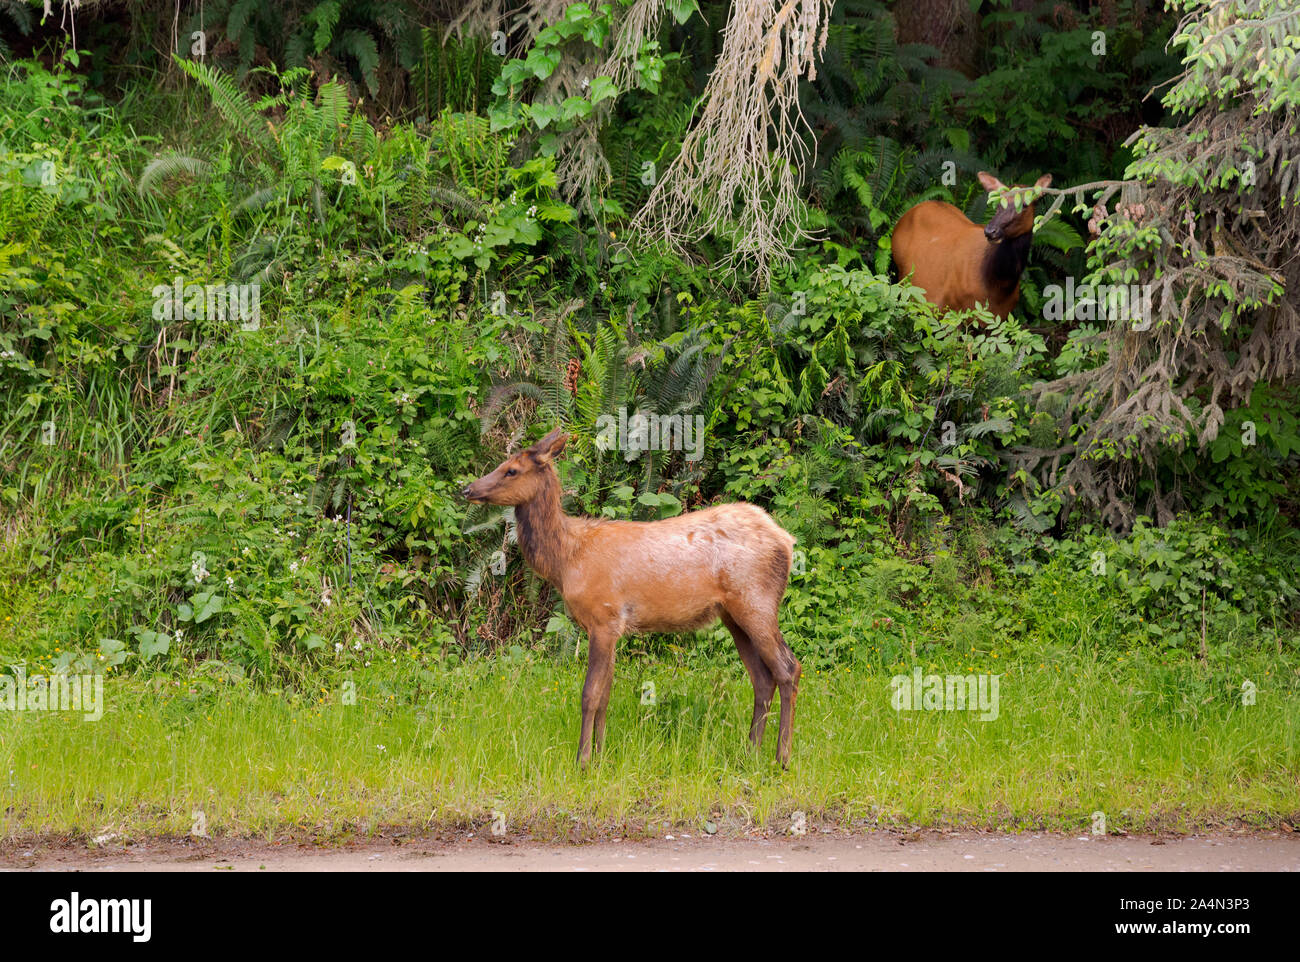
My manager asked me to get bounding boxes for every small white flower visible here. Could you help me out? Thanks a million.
[376,744,386,753]
[334,642,343,652]
[290,561,299,573]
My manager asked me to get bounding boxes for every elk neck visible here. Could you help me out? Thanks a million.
[513,464,576,590]
[981,225,1033,299]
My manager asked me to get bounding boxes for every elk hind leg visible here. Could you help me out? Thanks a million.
[729,610,800,767]
[721,611,776,749]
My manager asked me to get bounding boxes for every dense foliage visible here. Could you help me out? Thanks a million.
[0,0,1296,691]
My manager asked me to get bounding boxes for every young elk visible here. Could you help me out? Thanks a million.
[461,428,801,768]
[892,171,1053,319]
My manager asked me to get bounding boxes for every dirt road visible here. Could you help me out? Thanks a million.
[5,831,1297,871]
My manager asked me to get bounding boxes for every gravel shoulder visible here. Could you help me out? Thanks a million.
[4,830,1297,872]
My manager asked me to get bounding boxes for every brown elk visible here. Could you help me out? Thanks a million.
[461,428,801,767]
[891,171,1053,319]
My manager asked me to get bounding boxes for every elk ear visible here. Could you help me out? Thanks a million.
[529,427,568,465]
[1034,173,1053,190]
[977,171,1005,194]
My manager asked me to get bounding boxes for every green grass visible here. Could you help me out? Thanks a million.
[3,650,1297,842]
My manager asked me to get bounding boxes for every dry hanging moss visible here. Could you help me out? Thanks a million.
[629,0,831,282]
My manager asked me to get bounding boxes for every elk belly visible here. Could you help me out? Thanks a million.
[568,532,726,636]
[614,550,724,634]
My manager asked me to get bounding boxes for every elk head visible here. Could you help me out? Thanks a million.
[979,171,1052,242]
[461,428,568,506]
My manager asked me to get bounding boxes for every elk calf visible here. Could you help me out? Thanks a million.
[461,428,801,767]
[892,171,1052,319]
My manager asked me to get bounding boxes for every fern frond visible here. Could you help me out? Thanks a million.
[306,0,342,54]
[138,154,210,195]
[316,80,351,139]
[1032,217,1085,253]
[233,186,277,216]
[173,55,274,152]
[337,29,381,96]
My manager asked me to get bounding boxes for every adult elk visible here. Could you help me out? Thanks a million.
[461,428,801,767]
[892,171,1052,319]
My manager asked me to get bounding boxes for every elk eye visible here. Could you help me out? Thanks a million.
[505,468,517,477]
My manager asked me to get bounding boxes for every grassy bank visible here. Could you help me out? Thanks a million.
[3,649,1296,841]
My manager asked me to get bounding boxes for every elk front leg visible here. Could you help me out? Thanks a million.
[592,649,616,755]
[577,628,617,768]
[773,631,801,768]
